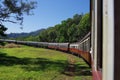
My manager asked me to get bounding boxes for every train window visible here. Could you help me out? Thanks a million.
[97,0,103,70]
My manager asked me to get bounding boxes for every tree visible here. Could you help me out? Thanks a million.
[67,24,77,42]
[0,0,37,36]
[73,14,83,25]
[0,24,7,36]
[79,13,90,38]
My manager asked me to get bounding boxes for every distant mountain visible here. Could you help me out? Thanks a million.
[7,29,45,39]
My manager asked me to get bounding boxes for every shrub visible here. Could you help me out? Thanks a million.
[4,43,21,48]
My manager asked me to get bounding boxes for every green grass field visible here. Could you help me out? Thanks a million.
[0,46,92,80]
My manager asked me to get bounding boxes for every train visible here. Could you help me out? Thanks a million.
[0,32,91,66]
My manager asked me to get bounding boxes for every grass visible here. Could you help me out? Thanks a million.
[0,46,92,80]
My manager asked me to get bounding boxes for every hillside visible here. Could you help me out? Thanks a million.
[7,29,45,39]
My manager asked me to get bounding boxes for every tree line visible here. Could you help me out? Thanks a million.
[22,13,90,43]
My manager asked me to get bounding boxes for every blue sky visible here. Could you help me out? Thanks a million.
[5,0,90,33]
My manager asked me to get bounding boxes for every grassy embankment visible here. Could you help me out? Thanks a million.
[0,45,92,80]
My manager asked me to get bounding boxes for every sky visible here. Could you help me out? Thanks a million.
[4,0,90,33]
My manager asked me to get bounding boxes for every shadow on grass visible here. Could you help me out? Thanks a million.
[74,65,92,76]
[0,52,32,66]
[0,52,66,71]
[0,52,91,76]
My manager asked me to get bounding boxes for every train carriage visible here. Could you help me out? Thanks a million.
[58,43,69,52]
[37,42,48,48]
[69,43,79,54]
[48,43,59,50]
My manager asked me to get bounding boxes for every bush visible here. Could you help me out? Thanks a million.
[0,45,3,48]
[4,43,21,48]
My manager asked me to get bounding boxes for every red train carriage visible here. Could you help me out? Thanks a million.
[70,43,79,54]
[48,43,59,49]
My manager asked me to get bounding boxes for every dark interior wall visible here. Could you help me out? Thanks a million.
[97,0,103,70]
[114,0,120,80]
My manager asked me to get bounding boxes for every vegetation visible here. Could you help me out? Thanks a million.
[4,43,21,48]
[37,13,90,42]
[18,13,90,43]
[0,46,92,80]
